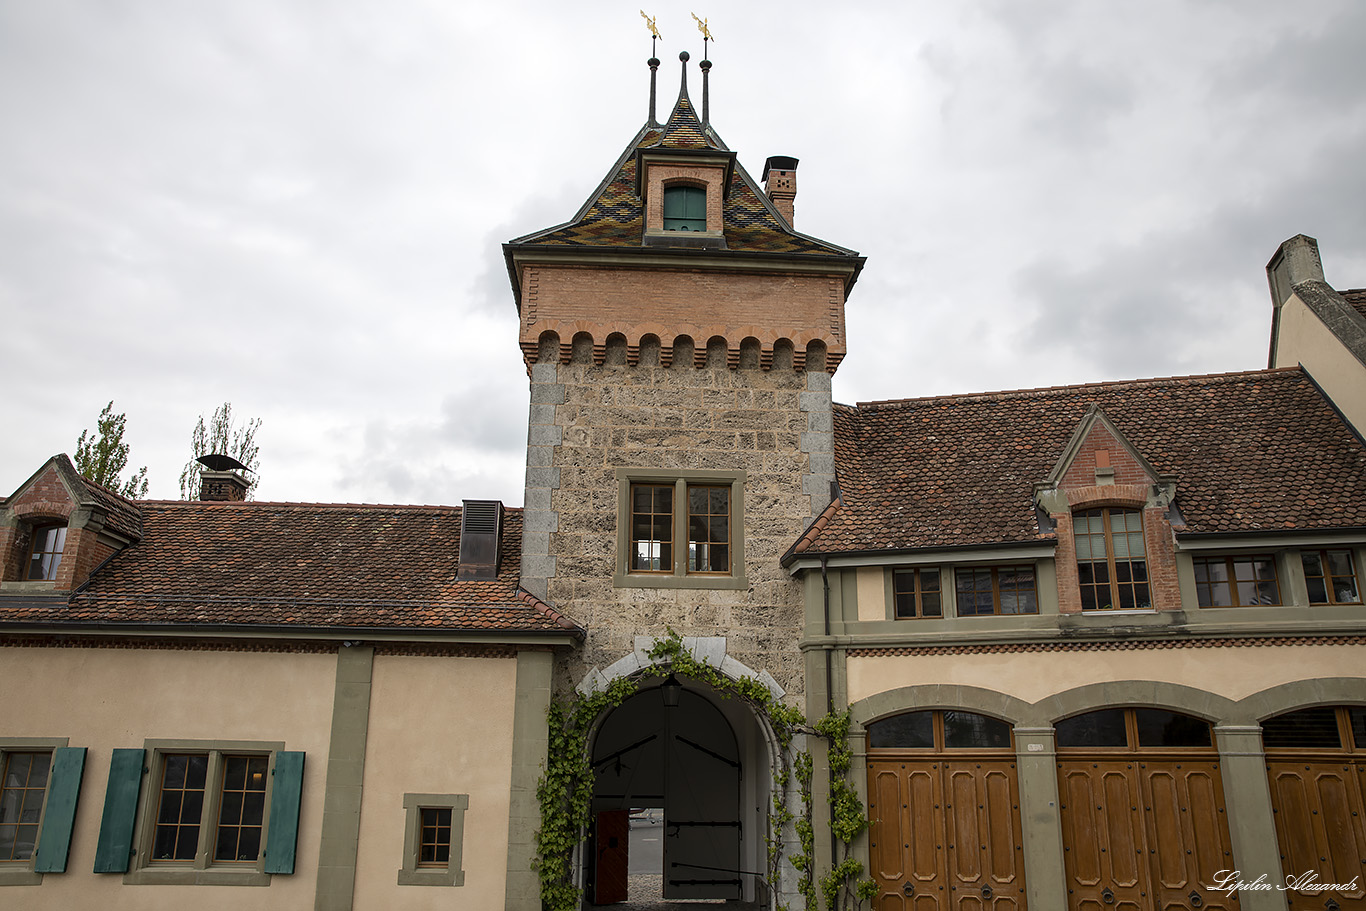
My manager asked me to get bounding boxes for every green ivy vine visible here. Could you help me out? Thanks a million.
[531,632,878,910]
[813,709,878,910]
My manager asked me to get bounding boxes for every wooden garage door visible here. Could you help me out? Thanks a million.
[1262,706,1366,910]
[867,710,1026,910]
[1056,708,1236,911]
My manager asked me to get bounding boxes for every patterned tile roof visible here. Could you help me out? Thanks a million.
[508,77,856,257]
[804,368,1366,554]
[0,502,581,636]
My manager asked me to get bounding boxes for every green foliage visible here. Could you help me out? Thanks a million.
[814,708,876,911]
[535,630,810,911]
[73,401,149,498]
[177,402,262,499]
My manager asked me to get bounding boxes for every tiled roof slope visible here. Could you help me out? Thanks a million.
[1344,288,1366,321]
[1,502,580,635]
[509,80,855,257]
[74,472,143,541]
[809,368,1366,554]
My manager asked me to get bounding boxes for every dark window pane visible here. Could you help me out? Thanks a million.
[181,788,203,824]
[185,755,208,789]
[689,486,707,513]
[215,826,237,862]
[163,755,188,789]
[1135,709,1211,747]
[219,791,243,825]
[921,592,942,617]
[236,827,261,862]
[1118,585,1135,610]
[153,826,178,859]
[868,711,934,749]
[222,757,246,790]
[1056,710,1127,748]
[1306,576,1328,603]
[942,712,1011,749]
[1262,707,1342,749]
[174,826,198,860]
[1350,708,1366,751]
[157,792,183,824]
[894,592,914,619]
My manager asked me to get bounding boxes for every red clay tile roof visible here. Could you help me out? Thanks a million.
[1344,288,1366,321]
[0,502,581,636]
[807,368,1366,554]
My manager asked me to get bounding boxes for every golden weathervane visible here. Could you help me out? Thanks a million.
[691,12,713,42]
[640,10,661,39]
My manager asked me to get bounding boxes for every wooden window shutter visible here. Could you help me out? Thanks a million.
[93,749,144,873]
[262,751,305,874]
[33,747,86,873]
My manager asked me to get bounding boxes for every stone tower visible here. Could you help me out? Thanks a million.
[503,53,864,704]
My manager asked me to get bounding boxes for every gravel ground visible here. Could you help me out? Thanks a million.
[587,873,762,910]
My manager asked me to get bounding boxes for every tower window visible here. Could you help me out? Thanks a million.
[663,186,706,231]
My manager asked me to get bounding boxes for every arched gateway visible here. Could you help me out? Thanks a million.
[587,675,775,905]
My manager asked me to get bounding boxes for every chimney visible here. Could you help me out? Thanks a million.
[763,156,799,225]
[199,470,250,502]
[1266,234,1324,309]
[457,500,503,581]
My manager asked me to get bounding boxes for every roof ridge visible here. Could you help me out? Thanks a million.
[137,500,524,513]
[853,366,1303,410]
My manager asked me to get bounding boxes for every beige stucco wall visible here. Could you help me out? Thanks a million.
[855,567,884,622]
[849,642,1366,710]
[0,644,335,909]
[351,653,518,911]
[1274,294,1366,434]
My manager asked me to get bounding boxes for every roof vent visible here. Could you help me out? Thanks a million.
[458,500,503,581]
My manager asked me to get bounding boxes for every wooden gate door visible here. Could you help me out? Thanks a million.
[867,709,1026,911]
[592,810,630,904]
[1056,709,1236,911]
[1263,706,1366,910]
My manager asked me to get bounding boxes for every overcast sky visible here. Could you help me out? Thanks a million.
[2,1,1363,506]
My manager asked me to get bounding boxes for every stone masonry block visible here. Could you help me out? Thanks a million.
[521,553,556,578]
[521,529,551,557]
[807,452,835,476]
[526,446,555,468]
[576,667,608,696]
[805,409,833,434]
[805,372,832,393]
[799,390,830,413]
[604,650,644,680]
[522,510,559,535]
[800,431,833,453]
[686,636,727,668]
[529,403,558,426]
[530,383,566,405]
[528,424,562,447]
[530,363,559,384]
[523,487,552,511]
[524,467,561,490]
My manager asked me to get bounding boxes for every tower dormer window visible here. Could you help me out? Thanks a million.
[662,185,706,231]
[26,524,67,581]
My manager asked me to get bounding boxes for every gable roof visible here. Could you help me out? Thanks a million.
[4,454,142,541]
[0,501,581,638]
[798,368,1366,556]
[1345,288,1366,321]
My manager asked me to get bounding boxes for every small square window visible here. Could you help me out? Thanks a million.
[399,794,467,886]
[1193,555,1281,607]
[893,569,942,619]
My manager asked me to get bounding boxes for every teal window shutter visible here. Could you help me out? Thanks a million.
[663,186,707,231]
[262,751,305,874]
[93,749,144,873]
[33,747,86,873]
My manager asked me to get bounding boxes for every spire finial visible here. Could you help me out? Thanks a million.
[641,11,661,126]
[691,13,714,125]
[678,49,690,99]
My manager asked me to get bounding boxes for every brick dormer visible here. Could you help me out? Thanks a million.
[503,52,864,375]
[1034,407,1182,613]
[0,454,142,592]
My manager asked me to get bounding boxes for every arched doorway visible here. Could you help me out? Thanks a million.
[588,676,769,905]
[1056,708,1234,910]
[1262,705,1366,908]
[866,709,1027,909]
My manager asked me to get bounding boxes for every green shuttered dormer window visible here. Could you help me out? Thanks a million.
[663,185,706,231]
